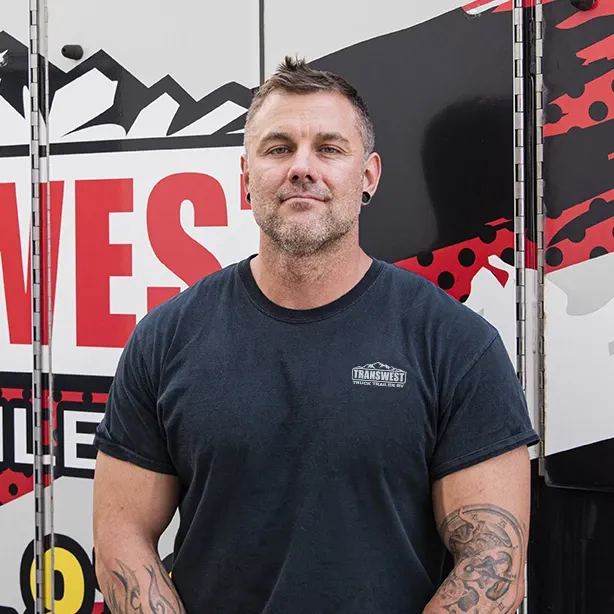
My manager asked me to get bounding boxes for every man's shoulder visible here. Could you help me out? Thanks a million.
[383,260,495,324]
[133,259,242,337]
[380,260,498,355]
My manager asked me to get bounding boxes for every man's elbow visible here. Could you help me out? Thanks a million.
[509,577,526,613]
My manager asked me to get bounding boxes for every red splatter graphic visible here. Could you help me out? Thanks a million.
[545,189,614,272]
[92,602,105,614]
[542,0,614,269]
[0,468,33,504]
[61,391,86,403]
[0,386,108,505]
[0,387,26,401]
[394,221,513,301]
[578,34,614,65]
[493,0,557,12]
[0,387,32,503]
[557,0,614,29]
[544,70,614,137]
[93,392,108,404]
[462,0,556,14]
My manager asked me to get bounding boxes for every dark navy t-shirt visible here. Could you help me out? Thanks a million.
[94,256,538,613]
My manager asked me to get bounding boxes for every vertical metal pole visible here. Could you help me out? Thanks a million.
[513,1,545,612]
[41,0,55,610]
[259,0,265,85]
[28,1,45,610]
[513,0,526,396]
[29,0,50,610]
[534,0,546,477]
[512,2,529,613]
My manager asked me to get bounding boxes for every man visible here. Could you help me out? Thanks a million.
[93,57,539,613]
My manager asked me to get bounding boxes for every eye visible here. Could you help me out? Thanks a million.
[268,146,290,155]
[320,146,340,154]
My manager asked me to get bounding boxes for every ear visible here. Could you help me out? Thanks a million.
[240,154,249,192]
[362,152,382,200]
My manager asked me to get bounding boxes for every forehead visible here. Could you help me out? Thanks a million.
[251,90,362,142]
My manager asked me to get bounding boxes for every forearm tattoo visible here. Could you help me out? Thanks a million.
[434,504,525,613]
[105,558,186,614]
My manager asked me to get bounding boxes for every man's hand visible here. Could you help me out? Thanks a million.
[424,446,531,613]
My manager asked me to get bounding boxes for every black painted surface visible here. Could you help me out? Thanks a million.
[545,438,614,492]
[311,8,514,263]
[528,461,614,612]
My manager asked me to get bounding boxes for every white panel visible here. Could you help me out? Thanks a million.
[48,0,260,98]
[265,0,469,73]
[464,256,516,365]
[545,253,614,455]
[44,146,259,377]
[0,7,29,42]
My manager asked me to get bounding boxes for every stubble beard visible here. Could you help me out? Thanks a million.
[254,197,361,257]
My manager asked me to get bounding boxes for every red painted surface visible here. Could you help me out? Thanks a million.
[395,221,513,301]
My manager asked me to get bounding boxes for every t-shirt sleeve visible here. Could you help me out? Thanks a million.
[430,331,540,482]
[94,327,176,475]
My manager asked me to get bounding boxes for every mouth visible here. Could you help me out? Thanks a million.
[282,195,325,203]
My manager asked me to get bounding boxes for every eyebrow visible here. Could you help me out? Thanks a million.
[315,132,351,148]
[257,131,352,150]
[258,132,294,149]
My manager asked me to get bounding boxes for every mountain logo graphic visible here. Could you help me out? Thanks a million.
[352,362,407,388]
[0,30,254,156]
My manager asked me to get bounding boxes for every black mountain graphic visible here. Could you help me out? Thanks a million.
[0,32,29,117]
[0,30,254,140]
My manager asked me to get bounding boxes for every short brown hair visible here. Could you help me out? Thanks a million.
[245,56,375,157]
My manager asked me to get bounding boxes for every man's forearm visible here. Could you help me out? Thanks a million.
[97,545,186,614]
[424,504,526,614]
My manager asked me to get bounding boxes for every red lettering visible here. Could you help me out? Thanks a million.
[0,182,64,345]
[147,172,227,310]
[75,179,136,348]
[0,183,29,344]
[40,183,65,345]
[147,286,181,312]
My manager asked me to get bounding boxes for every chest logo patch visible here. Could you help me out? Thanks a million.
[352,363,407,388]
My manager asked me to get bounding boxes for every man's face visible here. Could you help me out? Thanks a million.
[242,91,379,257]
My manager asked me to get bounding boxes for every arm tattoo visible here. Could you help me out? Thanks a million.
[104,558,185,614]
[434,504,525,613]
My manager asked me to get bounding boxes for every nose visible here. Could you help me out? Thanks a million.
[287,145,320,185]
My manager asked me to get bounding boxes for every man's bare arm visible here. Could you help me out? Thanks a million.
[425,503,525,613]
[103,557,184,613]
[424,446,531,613]
[93,451,186,613]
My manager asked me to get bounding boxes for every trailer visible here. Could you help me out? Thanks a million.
[0,0,612,611]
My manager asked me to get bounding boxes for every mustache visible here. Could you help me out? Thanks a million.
[277,187,331,202]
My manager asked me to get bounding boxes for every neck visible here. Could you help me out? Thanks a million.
[250,233,372,310]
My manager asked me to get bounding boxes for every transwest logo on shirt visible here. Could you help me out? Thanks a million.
[352,363,407,388]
